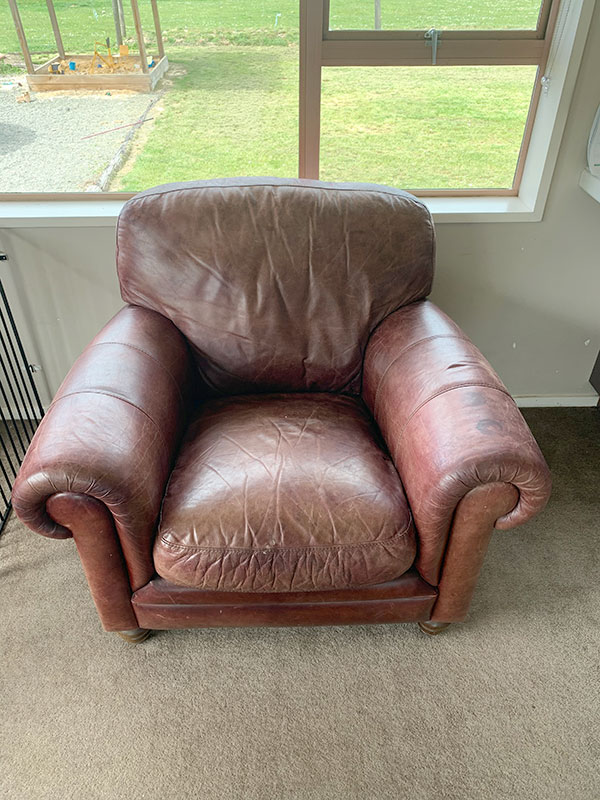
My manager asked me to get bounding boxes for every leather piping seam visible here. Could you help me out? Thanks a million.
[48,390,171,452]
[427,481,516,616]
[398,382,515,441]
[88,341,186,409]
[372,333,469,415]
[158,521,414,553]
[123,182,431,215]
[133,594,438,604]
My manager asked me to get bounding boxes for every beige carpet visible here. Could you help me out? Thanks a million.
[1,408,599,800]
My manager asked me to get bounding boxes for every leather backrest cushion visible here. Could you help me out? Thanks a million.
[117,177,435,394]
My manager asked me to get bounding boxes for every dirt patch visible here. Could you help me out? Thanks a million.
[107,98,165,191]
[50,55,149,77]
[0,82,158,192]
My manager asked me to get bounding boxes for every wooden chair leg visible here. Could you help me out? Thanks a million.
[418,621,451,636]
[116,628,152,643]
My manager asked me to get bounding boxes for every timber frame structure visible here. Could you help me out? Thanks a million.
[7,0,168,91]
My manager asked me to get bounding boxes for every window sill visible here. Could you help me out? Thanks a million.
[0,194,539,228]
[0,200,126,228]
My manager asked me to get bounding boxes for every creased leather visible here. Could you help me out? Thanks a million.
[430,483,519,622]
[46,493,140,630]
[362,300,552,585]
[12,305,193,590]
[117,177,435,395]
[13,179,552,625]
[155,393,416,592]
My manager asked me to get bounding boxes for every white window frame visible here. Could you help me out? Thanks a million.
[0,0,595,225]
[301,0,559,191]
[301,0,596,221]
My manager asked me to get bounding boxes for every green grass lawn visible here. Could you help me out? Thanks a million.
[320,65,536,188]
[0,62,22,75]
[113,46,299,190]
[114,47,535,191]
[329,0,543,30]
[0,0,544,53]
[0,1,541,191]
[0,1,300,54]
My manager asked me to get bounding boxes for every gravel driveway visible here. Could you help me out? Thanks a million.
[0,81,155,192]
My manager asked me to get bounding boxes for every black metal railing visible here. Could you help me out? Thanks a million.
[0,279,45,533]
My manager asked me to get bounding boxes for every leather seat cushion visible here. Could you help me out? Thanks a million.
[154,393,416,592]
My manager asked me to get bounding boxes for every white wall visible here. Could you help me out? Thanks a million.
[431,3,600,401]
[1,7,599,407]
[0,226,122,406]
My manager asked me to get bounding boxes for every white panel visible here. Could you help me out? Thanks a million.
[0,226,122,401]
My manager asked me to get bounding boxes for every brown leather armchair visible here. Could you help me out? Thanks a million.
[12,178,551,642]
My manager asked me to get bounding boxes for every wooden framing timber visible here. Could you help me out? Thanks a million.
[151,0,166,59]
[320,39,545,66]
[45,0,65,60]
[130,0,150,73]
[8,0,168,92]
[299,0,324,179]
[6,0,34,74]
[27,54,168,92]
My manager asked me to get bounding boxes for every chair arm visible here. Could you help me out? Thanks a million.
[362,300,552,585]
[12,305,193,590]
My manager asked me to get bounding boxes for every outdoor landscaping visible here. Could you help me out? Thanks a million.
[0,0,542,191]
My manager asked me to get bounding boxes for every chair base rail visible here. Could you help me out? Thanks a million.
[115,623,453,642]
[131,570,438,630]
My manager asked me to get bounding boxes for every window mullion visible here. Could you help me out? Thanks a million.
[300,0,563,192]
[321,38,546,67]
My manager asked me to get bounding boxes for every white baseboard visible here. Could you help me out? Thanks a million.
[514,395,598,407]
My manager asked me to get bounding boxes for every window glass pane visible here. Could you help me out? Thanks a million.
[329,0,545,31]
[0,1,298,193]
[320,66,538,190]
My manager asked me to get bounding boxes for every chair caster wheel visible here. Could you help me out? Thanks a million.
[418,621,451,636]
[116,628,152,643]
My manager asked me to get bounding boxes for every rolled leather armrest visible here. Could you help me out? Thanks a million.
[12,305,193,588]
[362,300,552,585]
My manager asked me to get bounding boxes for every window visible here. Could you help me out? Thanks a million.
[328,0,546,32]
[300,0,560,194]
[0,0,594,222]
[0,0,299,194]
[319,65,539,190]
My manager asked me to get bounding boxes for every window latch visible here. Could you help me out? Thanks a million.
[424,28,441,65]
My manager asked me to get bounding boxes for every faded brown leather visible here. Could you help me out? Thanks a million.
[430,483,519,622]
[155,393,416,592]
[47,493,139,631]
[133,571,437,629]
[117,178,435,395]
[12,178,553,634]
[362,300,552,586]
[12,305,193,590]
